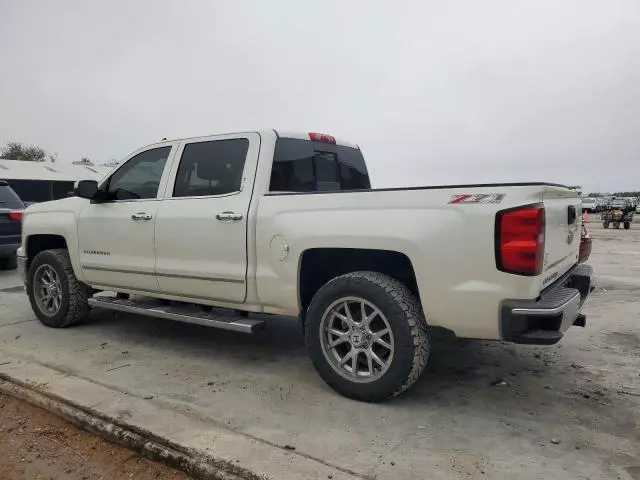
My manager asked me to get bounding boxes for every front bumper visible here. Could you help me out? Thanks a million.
[0,242,20,258]
[501,264,594,345]
[17,254,27,285]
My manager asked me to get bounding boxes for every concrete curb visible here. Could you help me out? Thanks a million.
[0,373,266,480]
[0,353,361,480]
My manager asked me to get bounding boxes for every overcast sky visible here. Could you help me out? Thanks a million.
[1,0,639,192]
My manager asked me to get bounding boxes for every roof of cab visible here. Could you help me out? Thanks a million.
[273,129,359,149]
[144,130,360,150]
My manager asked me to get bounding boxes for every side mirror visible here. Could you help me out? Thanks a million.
[74,180,99,200]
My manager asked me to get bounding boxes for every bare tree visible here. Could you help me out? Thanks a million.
[73,157,94,166]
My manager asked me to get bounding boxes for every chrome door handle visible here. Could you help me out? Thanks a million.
[216,212,243,221]
[131,212,153,221]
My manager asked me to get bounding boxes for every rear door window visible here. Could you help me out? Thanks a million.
[269,138,371,193]
[173,139,249,197]
[0,184,25,209]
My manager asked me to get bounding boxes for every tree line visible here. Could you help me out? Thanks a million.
[586,192,640,198]
[0,141,92,165]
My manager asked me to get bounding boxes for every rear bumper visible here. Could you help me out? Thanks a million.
[500,264,594,345]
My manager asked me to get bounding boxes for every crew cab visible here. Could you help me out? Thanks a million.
[17,130,593,402]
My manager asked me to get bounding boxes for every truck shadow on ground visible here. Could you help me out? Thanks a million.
[83,309,590,404]
[72,308,640,447]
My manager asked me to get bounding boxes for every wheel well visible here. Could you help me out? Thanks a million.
[26,235,68,267]
[299,248,420,314]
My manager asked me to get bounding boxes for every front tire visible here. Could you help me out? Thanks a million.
[624,222,631,230]
[305,272,429,402]
[603,221,609,229]
[27,249,91,328]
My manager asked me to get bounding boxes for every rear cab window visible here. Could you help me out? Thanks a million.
[0,183,25,209]
[269,137,371,193]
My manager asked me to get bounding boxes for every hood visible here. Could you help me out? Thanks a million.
[25,196,85,214]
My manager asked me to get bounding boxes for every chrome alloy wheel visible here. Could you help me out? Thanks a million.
[319,297,395,383]
[33,264,63,316]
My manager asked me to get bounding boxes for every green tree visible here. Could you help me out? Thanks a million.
[0,141,49,162]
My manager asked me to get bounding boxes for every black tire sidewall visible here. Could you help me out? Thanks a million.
[27,251,72,328]
[305,274,421,401]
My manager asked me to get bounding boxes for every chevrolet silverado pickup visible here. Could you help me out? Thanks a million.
[17,130,593,402]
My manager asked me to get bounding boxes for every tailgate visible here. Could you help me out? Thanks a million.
[539,187,581,289]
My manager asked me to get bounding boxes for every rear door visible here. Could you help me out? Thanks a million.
[154,133,260,303]
[539,187,582,288]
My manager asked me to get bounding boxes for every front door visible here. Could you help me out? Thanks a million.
[154,133,260,303]
[77,143,177,292]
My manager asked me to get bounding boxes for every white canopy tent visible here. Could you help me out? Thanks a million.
[0,160,112,204]
[0,160,111,182]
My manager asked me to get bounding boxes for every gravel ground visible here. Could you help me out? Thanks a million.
[0,392,190,480]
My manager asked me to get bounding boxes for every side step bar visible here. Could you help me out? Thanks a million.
[88,296,265,333]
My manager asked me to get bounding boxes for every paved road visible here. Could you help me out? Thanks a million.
[0,224,638,479]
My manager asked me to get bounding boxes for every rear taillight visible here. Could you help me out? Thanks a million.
[309,132,336,144]
[579,225,592,263]
[496,205,545,276]
[9,210,23,222]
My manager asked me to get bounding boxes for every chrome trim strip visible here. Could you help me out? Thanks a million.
[157,271,245,284]
[512,291,581,316]
[82,265,155,276]
[161,190,241,201]
[81,265,244,284]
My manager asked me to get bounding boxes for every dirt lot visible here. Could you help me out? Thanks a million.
[0,392,189,480]
[0,220,639,480]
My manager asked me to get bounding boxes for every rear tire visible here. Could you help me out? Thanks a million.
[603,221,609,229]
[624,222,631,230]
[0,254,17,270]
[305,271,429,402]
[27,249,91,328]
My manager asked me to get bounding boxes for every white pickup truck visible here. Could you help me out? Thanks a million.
[17,130,593,402]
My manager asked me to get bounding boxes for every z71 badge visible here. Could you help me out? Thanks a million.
[449,193,506,204]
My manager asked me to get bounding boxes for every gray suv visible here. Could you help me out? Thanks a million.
[0,180,24,269]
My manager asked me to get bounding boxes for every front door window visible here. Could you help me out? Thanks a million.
[107,146,171,200]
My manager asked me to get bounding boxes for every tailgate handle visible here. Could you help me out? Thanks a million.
[568,205,577,225]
